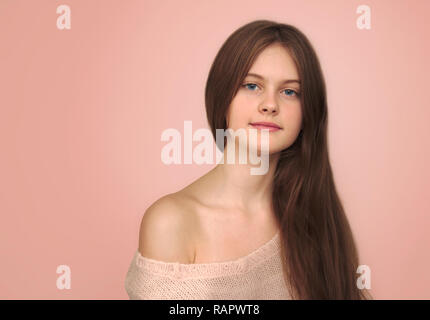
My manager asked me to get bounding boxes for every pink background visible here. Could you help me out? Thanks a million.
[1,0,429,299]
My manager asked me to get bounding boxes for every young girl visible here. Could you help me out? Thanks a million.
[125,19,371,300]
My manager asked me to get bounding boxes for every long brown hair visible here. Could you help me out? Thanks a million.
[205,20,371,299]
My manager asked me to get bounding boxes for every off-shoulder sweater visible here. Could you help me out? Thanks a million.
[124,230,291,300]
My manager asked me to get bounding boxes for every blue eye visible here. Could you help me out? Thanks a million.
[243,83,258,91]
[284,89,299,97]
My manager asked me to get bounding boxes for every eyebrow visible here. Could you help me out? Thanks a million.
[246,73,301,85]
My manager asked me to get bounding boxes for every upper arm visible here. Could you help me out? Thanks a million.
[138,195,195,264]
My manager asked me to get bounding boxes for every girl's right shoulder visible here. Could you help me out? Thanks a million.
[138,193,197,264]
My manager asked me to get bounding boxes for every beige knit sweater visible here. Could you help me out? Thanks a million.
[124,230,291,300]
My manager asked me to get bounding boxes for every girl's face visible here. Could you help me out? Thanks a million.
[226,43,303,156]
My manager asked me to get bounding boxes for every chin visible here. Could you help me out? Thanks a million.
[248,142,283,155]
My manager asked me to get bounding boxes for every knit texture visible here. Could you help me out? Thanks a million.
[124,230,291,300]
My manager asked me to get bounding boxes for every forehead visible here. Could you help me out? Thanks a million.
[247,43,299,80]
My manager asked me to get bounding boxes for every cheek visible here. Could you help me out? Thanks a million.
[283,103,302,131]
[226,99,252,129]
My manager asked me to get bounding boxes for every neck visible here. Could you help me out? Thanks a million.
[207,146,280,214]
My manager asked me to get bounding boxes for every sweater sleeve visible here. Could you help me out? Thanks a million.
[124,250,210,300]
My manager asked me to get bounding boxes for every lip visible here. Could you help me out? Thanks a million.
[249,122,282,132]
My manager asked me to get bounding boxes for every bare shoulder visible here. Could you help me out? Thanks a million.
[138,193,198,264]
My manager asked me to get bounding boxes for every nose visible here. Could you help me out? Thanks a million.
[258,93,279,114]
[260,105,277,113]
